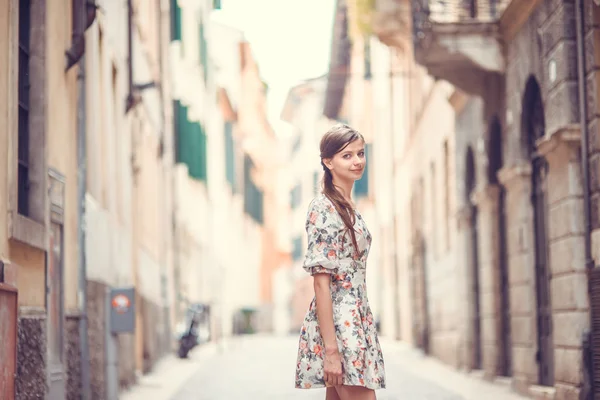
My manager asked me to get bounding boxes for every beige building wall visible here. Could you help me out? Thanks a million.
[1,0,83,397]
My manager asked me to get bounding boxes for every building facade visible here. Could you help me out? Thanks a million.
[347,0,600,398]
[280,75,331,332]
[0,0,97,398]
[0,0,276,398]
[319,0,600,398]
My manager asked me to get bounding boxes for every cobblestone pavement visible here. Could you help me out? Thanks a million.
[122,334,528,400]
[170,335,512,400]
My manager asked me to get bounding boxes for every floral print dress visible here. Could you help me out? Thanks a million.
[295,194,386,390]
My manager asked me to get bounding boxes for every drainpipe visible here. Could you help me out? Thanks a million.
[74,2,92,400]
[576,0,592,272]
[575,0,595,397]
[126,0,136,112]
[157,0,172,351]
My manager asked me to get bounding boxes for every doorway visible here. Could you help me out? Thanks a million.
[488,117,512,376]
[466,147,482,370]
[522,77,553,386]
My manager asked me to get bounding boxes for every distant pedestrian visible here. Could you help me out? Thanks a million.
[295,124,385,400]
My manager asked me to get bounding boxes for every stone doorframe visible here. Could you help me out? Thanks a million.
[471,183,504,379]
[456,204,477,371]
[533,127,588,399]
[496,162,535,394]
[497,126,588,398]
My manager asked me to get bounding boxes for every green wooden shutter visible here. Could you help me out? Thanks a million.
[243,155,264,224]
[174,100,208,181]
[171,0,182,41]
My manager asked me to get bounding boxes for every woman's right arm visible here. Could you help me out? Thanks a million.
[313,273,343,387]
[302,198,344,387]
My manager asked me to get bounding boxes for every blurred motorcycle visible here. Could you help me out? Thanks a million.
[175,303,210,358]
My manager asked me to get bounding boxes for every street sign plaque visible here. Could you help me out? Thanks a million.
[109,287,135,334]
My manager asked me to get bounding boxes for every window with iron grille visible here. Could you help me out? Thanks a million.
[18,0,31,217]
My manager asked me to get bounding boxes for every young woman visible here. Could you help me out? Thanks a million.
[295,124,386,400]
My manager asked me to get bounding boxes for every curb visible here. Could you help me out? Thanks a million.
[119,341,219,400]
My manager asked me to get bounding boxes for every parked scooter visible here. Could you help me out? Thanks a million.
[175,303,210,358]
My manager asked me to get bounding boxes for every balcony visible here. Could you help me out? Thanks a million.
[369,0,412,50]
[412,0,509,95]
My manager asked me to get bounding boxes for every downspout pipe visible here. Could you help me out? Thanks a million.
[576,3,594,269]
[75,2,92,399]
[575,0,595,397]
[126,0,136,112]
[576,0,592,272]
[576,0,593,272]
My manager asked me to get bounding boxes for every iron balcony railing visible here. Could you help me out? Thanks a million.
[413,0,506,24]
[412,0,509,47]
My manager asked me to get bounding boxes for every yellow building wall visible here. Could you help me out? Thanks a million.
[46,0,79,312]
[0,0,12,262]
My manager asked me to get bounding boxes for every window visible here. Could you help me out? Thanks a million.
[363,39,372,80]
[224,122,235,190]
[199,16,208,83]
[355,143,371,198]
[430,162,437,257]
[313,171,320,194]
[243,155,263,224]
[18,0,31,217]
[8,0,47,250]
[292,236,303,261]
[443,141,450,251]
[290,183,302,209]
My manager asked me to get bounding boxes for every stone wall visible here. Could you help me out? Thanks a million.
[87,280,107,400]
[66,313,82,400]
[502,1,588,398]
[15,310,47,400]
[584,2,600,247]
[86,279,169,395]
[140,296,169,375]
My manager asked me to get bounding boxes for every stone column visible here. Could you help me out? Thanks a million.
[536,128,588,400]
[471,184,502,379]
[497,162,537,394]
[456,205,474,370]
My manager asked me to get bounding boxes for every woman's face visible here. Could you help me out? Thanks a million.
[323,139,366,184]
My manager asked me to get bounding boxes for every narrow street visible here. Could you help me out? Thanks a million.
[122,335,527,400]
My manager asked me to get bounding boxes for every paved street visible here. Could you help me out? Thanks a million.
[121,335,528,400]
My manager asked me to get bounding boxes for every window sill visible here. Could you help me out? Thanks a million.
[8,212,46,251]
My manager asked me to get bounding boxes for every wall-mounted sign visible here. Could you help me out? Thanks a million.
[109,288,135,334]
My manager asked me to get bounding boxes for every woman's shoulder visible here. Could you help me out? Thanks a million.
[307,193,341,224]
[308,193,334,211]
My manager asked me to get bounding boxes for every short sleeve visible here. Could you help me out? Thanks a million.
[302,197,342,276]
